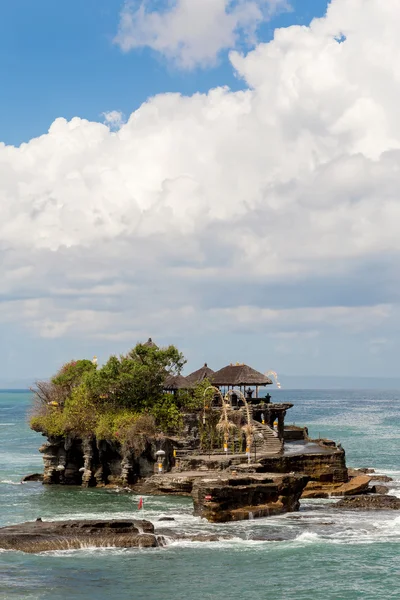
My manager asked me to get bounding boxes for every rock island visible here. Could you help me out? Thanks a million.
[29,339,357,523]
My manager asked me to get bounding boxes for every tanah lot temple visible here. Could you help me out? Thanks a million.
[36,341,353,523]
[164,359,294,456]
[144,354,351,521]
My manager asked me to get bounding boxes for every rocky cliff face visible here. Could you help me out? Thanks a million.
[257,446,348,483]
[39,435,174,487]
[176,445,348,484]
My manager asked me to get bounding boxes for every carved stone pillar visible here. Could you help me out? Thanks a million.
[82,438,95,487]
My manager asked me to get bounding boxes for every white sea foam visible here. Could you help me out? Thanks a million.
[41,546,133,557]
[166,536,269,551]
[293,531,321,544]
[0,479,22,485]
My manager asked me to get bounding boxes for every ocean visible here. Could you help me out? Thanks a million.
[0,389,399,600]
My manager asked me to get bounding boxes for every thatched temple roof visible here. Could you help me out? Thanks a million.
[163,374,192,391]
[186,363,215,385]
[211,364,272,387]
[143,337,158,348]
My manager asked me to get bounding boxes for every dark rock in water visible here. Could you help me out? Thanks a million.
[158,516,175,522]
[369,485,389,495]
[137,533,159,548]
[153,528,232,543]
[370,475,393,483]
[0,519,159,553]
[154,527,176,537]
[21,473,43,483]
[334,495,400,510]
[105,486,133,494]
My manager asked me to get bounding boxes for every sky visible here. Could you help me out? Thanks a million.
[1,0,399,385]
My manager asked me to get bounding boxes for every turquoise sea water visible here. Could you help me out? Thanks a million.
[0,390,399,600]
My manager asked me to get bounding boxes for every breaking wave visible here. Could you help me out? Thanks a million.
[0,479,22,485]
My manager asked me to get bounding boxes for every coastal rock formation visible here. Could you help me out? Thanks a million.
[257,444,348,483]
[132,471,308,522]
[177,444,347,485]
[21,473,43,483]
[369,485,389,495]
[0,519,162,553]
[334,495,400,510]
[132,472,197,496]
[39,436,174,487]
[347,468,393,482]
[302,474,372,499]
[192,473,309,522]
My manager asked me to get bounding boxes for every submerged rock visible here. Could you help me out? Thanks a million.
[21,473,43,483]
[155,529,233,543]
[0,519,159,553]
[334,495,400,510]
[369,485,389,495]
[370,475,393,483]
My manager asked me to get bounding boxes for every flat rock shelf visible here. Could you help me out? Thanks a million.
[0,519,163,553]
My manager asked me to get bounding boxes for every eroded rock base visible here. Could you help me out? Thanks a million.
[0,519,162,553]
[192,473,309,522]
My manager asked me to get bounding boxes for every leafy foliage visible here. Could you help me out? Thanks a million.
[178,377,214,411]
[52,360,97,395]
[30,342,191,440]
[83,344,185,410]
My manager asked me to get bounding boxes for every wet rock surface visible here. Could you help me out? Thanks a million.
[0,519,159,553]
[334,495,400,510]
[347,468,393,483]
[21,473,43,483]
[369,485,389,495]
[192,473,309,522]
[132,473,196,496]
[302,475,372,499]
[370,475,393,483]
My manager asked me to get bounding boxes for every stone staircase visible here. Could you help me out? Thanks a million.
[251,420,283,455]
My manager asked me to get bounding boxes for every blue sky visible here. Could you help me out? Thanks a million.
[1,0,400,385]
[1,0,328,146]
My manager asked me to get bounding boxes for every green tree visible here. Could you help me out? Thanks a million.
[51,360,97,396]
[30,343,187,438]
[85,343,186,410]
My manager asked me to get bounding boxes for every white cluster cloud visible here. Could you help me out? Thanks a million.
[115,0,290,69]
[1,0,400,373]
